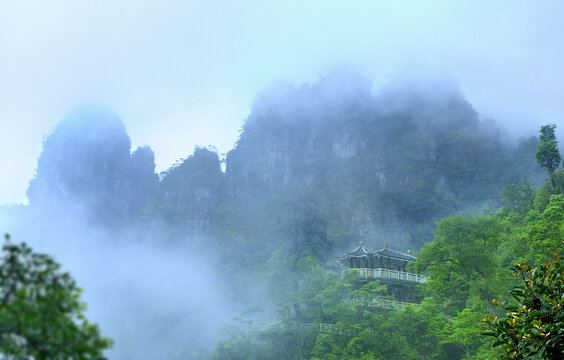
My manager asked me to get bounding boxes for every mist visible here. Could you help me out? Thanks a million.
[0,68,553,359]
[0,68,552,358]
[2,1,564,204]
[2,201,236,359]
[2,1,564,359]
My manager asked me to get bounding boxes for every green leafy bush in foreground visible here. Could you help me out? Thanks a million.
[0,234,112,359]
[482,254,564,360]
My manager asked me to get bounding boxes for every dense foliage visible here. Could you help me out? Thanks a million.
[207,163,564,360]
[5,74,560,359]
[482,257,563,359]
[0,234,112,359]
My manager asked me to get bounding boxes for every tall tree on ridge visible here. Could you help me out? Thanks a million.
[535,124,561,189]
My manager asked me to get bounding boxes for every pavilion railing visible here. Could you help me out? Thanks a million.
[343,268,426,284]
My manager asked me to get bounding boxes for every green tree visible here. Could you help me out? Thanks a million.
[415,215,506,312]
[482,255,564,360]
[500,180,535,218]
[527,194,564,264]
[0,234,112,359]
[536,124,561,188]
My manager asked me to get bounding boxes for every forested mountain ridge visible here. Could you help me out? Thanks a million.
[23,73,543,257]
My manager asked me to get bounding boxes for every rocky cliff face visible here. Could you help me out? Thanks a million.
[27,106,158,227]
[224,74,521,249]
[24,74,541,254]
[158,147,225,232]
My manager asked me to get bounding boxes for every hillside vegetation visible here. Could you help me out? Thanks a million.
[3,73,559,359]
[207,171,563,359]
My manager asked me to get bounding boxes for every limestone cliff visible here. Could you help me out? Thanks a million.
[27,106,158,227]
[224,74,527,250]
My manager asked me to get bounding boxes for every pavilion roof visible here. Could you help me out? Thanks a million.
[375,246,416,262]
[339,242,416,262]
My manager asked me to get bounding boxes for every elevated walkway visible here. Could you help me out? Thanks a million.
[348,296,420,310]
[249,299,419,336]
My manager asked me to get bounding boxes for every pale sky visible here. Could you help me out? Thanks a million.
[1,0,564,204]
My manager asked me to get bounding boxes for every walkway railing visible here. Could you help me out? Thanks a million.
[348,297,419,310]
[318,323,351,336]
[343,268,426,284]
[251,320,415,337]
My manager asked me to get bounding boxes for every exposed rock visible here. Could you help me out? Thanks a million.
[223,72,522,248]
[27,106,157,227]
